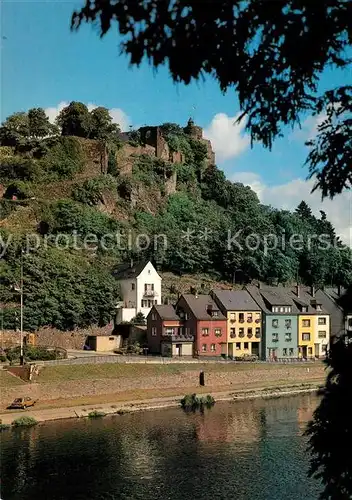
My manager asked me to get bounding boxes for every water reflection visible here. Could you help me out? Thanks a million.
[1,394,321,500]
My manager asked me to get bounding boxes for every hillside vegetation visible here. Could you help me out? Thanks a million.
[1,103,351,332]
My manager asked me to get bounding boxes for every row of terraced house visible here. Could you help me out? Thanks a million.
[146,284,352,360]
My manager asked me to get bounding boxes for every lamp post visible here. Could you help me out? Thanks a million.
[20,250,24,365]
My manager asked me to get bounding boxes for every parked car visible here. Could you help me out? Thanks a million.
[7,397,37,410]
[234,354,258,362]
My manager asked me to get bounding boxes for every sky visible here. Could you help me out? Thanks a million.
[1,0,351,246]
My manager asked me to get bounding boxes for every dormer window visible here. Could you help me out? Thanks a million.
[316,304,322,311]
[301,306,308,312]
[212,310,219,317]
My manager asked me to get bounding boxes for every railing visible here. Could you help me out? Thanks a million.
[143,290,158,297]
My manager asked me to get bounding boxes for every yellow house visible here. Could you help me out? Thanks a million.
[290,286,329,359]
[211,290,262,358]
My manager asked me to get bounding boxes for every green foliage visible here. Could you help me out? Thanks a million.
[132,154,171,187]
[4,181,34,200]
[28,108,57,138]
[41,136,86,179]
[0,200,18,220]
[90,107,120,140]
[4,345,63,362]
[131,312,146,326]
[47,199,118,237]
[0,112,30,146]
[88,410,106,418]
[128,129,142,146]
[306,336,352,499]
[0,156,43,182]
[180,393,215,411]
[12,416,38,428]
[0,423,11,432]
[1,245,120,331]
[72,175,117,205]
[56,101,91,137]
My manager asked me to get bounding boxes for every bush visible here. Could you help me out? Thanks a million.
[180,393,215,411]
[12,416,38,428]
[4,181,34,200]
[0,156,42,182]
[72,175,117,205]
[41,137,85,179]
[0,421,11,432]
[88,410,106,418]
[4,346,60,363]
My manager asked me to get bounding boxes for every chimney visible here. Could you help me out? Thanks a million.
[311,285,316,298]
[296,284,300,298]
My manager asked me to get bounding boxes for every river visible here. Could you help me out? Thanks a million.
[1,393,321,500]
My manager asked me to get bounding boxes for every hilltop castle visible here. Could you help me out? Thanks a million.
[121,118,215,166]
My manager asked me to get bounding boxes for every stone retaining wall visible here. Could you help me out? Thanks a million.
[1,364,325,405]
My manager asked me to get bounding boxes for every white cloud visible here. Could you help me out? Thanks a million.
[204,112,250,162]
[44,102,131,131]
[290,113,327,142]
[232,172,352,247]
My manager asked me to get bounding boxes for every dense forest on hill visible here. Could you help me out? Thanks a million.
[1,103,351,331]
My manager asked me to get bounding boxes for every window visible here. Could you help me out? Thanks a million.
[239,313,244,323]
[302,333,311,341]
[202,344,207,352]
[247,328,253,338]
[230,312,236,321]
[283,348,287,356]
[164,328,175,335]
[272,333,279,342]
[285,319,292,329]
[109,337,115,341]
[318,331,327,339]
[148,300,153,307]
[151,313,156,320]
[131,283,135,290]
[302,319,311,327]
[255,313,261,323]
[255,327,261,338]
[185,327,190,335]
[184,312,188,320]
[244,342,249,349]
[230,328,236,338]
[284,306,292,313]
[302,306,308,313]
[316,304,322,311]
[212,310,219,317]
[247,313,253,323]
[239,328,245,338]
[148,269,151,274]
[285,333,292,342]
[210,344,216,352]
[272,319,279,328]
[154,300,158,305]
[151,327,157,336]
[141,300,148,307]
[318,317,326,325]
[144,283,154,291]
[308,347,313,355]
[202,328,209,336]
[236,343,241,350]
[280,307,284,313]
[289,348,294,356]
[272,306,278,313]
[214,328,222,337]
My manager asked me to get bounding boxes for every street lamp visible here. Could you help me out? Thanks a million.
[13,250,24,365]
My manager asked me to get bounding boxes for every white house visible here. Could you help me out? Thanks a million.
[114,260,162,324]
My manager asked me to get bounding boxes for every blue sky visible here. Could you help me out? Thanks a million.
[1,1,351,244]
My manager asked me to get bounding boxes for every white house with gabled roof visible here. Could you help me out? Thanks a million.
[114,260,162,324]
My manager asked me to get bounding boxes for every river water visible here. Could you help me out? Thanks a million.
[1,393,321,500]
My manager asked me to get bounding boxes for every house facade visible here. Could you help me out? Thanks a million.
[246,286,298,360]
[211,290,262,358]
[176,295,227,357]
[289,287,329,358]
[114,260,162,323]
[146,304,194,356]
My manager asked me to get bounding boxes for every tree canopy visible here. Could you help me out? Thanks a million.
[71,0,352,198]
